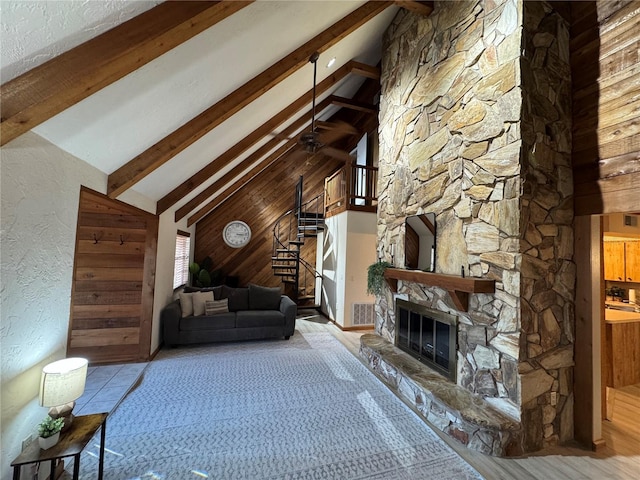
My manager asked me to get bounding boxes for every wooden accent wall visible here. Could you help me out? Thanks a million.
[67,187,158,364]
[195,151,343,288]
[571,1,640,215]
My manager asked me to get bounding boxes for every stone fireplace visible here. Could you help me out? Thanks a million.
[365,0,576,455]
[396,299,457,381]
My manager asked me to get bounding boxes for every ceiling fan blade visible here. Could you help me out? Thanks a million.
[320,146,354,162]
[316,120,358,136]
[318,127,351,146]
[287,148,309,162]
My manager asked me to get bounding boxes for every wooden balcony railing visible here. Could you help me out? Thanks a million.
[324,163,378,218]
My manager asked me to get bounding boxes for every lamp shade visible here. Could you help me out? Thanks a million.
[39,357,88,407]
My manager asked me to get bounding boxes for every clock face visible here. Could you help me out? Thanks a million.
[223,220,251,248]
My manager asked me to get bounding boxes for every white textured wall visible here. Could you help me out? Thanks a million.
[0,0,160,82]
[321,211,376,327]
[0,133,176,478]
[0,132,105,478]
[343,211,377,327]
[151,211,194,354]
[321,214,347,325]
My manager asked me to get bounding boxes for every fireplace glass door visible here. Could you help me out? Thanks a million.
[395,299,457,381]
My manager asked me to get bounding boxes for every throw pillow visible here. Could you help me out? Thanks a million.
[205,299,229,315]
[221,286,250,311]
[179,292,195,317]
[248,284,281,310]
[192,291,214,316]
[184,285,223,299]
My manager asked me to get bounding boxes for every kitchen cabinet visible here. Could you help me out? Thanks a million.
[603,240,640,282]
[626,241,640,282]
[604,311,640,388]
[604,241,625,281]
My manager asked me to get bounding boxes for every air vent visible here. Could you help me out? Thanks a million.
[624,215,638,227]
[352,303,375,326]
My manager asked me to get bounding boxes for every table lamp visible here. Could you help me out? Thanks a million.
[39,357,88,430]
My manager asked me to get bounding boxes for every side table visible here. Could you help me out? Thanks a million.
[11,413,108,480]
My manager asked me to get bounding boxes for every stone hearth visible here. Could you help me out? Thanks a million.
[360,334,522,456]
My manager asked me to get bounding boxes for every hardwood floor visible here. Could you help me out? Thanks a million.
[296,312,640,479]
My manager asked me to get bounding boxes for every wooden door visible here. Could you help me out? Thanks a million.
[625,242,640,282]
[67,187,158,364]
[603,241,625,281]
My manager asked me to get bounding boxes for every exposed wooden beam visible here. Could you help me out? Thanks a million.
[0,1,253,146]
[107,1,393,198]
[328,95,378,114]
[187,140,301,227]
[174,97,334,222]
[394,1,434,16]
[157,60,377,214]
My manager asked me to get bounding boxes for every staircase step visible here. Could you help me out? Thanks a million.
[274,272,296,277]
[276,249,298,254]
[271,256,297,262]
[288,241,304,245]
[299,212,324,219]
[298,233,318,238]
[272,264,296,269]
[282,279,297,284]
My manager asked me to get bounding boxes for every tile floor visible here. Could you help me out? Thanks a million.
[74,362,147,416]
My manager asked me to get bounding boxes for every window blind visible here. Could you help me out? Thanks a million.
[173,232,191,289]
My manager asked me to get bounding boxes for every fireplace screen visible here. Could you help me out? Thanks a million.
[396,299,457,381]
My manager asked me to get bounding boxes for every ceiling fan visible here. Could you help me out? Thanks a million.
[289,52,357,162]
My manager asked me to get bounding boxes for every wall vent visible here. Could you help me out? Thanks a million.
[624,215,638,227]
[352,303,375,326]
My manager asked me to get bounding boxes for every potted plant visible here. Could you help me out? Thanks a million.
[367,261,393,296]
[38,416,64,450]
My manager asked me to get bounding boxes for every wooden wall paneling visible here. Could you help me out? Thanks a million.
[67,187,157,364]
[571,0,640,216]
[573,215,605,448]
[139,216,158,360]
[194,151,342,288]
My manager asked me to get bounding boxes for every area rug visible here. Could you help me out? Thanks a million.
[79,332,483,479]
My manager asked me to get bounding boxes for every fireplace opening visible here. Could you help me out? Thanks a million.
[395,299,457,381]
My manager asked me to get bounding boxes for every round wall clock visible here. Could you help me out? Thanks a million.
[222,220,252,248]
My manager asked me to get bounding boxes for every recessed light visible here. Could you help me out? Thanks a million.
[326,57,336,68]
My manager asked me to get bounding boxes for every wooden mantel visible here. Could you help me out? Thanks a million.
[383,268,495,312]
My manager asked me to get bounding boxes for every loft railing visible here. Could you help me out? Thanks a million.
[324,163,378,218]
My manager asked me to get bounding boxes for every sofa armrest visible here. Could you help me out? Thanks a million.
[161,300,182,347]
[279,295,297,336]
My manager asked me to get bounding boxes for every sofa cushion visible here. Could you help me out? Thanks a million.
[179,292,195,317]
[248,284,282,310]
[192,291,214,316]
[180,313,236,331]
[221,286,249,311]
[236,310,285,328]
[205,299,229,315]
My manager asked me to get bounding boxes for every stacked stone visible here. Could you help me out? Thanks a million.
[519,1,574,451]
[375,0,574,453]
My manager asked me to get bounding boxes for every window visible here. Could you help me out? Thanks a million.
[173,231,191,289]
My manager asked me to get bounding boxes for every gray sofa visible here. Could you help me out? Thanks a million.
[161,284,296,347]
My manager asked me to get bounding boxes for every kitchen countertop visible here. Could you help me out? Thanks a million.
[605,308,640,324]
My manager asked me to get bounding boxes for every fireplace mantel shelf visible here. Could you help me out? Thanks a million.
[383,268,495,311]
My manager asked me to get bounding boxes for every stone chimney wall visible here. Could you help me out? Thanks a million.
[377,0,574,451]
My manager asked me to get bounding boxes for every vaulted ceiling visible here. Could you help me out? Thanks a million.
[1,1,434,225]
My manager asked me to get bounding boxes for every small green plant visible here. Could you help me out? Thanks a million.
[367,261,393,296]
[189,257,221,287]
[38,416,64,438]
